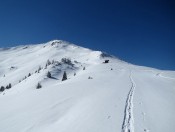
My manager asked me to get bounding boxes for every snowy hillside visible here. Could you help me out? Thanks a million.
[0,40,175,132]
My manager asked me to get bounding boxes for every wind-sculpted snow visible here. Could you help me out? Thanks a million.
[0,40,175,132]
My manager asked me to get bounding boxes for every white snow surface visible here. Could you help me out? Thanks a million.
[0,40,175,132]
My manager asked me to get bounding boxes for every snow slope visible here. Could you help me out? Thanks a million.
[0,40,175,132]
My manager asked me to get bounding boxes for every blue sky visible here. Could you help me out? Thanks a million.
[0,0,174,70]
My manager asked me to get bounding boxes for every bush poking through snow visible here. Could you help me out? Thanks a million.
[62,71,67,81]
[83,67,86,70]
[0,86,5,92]
[9,83,12,88]
[61,58,72,65]
[38,66,42,73]
[88,76,93,79]
[36,83,42,89]
[28,73,31,77]
[47,59,51,66]
[6,83,11,89]
[47,71,52,78]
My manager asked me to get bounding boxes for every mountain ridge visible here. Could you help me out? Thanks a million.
[0,40,175,132]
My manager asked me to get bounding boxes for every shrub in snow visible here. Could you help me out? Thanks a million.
[51,42,57,46]
[74,73,76,76]
[10,66,16,70]
[28,73,31,77]
[6,85,9,89]
[62,71,67,81]
[88,76,93,79]
[47,59,51,66]
[6,83,12,89]
[38,66,42,73]
[0,86,5,92]
[8,83,12,88]
[111,68,113,70]
[61,58,71,64]
[83,67,86,70]
[47,71,52,78]
[36,83,42,89]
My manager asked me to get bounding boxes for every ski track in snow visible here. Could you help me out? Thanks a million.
[121,71,135,132]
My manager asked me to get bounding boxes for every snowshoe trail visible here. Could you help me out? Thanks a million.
[121,71,135,132]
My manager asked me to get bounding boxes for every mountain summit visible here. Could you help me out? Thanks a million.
[0,40,175,132]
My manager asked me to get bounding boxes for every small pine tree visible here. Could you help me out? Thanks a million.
[38,66,42,73]
[88,76,93,79]
[28,73,31,77]
[8,83,12,88]
[6,85,9,89]
[47,59,51,65]
[36,83,42,89]
[47,71,51,78]
[0,86,5,92]
[83,67,86,70]
[62,71,67,81]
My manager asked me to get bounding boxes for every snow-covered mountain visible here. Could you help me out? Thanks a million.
[0,40,175,132]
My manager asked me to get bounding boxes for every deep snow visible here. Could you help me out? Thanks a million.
[0,40,175,132]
